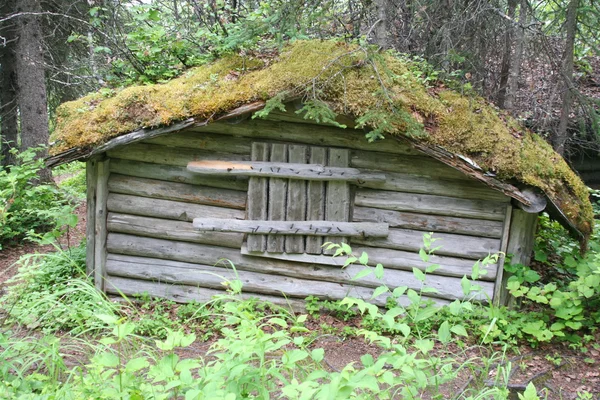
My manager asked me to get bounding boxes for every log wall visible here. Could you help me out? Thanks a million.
[92,117,515,306]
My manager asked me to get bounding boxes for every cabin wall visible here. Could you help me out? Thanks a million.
[87,118,516,307]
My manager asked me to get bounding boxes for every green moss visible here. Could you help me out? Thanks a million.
[50,40,593,240]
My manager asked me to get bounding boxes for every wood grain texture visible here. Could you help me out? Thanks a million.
[85,158,98,278]
[107,193,244,221]
[493,205,513,305]
[193,218,389,237]
[267,143,288,252]
[94,159,110,291]
[353,228,501,260]
[325,148,351,252]
[108,174,246,209]
[353,206,503,238]
[109,158,248,191]
[144,131,252,153]
[247,142,270,251]
[355,189,507,221]
[106,234,489,301]
[107,213,243,248]
[285,145,308,253]
[305,147,327,254]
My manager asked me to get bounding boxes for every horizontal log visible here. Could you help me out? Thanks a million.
[353,206,503,238]
[107,193,244,222]
[187,160,386,183]
[107,213,243,248]
[105,275,307,311]
[355,189,507,221]
[109,158,248,191]
[108,174,247,209]
[242,244,497,281]
[144,131,252,154]
[106,254,387,305]
[351,150,469,180]
[352,228,501,260]
[193,218,389,238]
[107,234,491,301]
[107,142,249,167]
[191,119,422,156]
[356,170,509,202]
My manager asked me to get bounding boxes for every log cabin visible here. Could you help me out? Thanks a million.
[47,41,593,308]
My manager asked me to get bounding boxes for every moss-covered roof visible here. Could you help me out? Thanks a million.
[50,40,594,242]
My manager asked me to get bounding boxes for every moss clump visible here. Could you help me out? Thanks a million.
[51,40,593,240]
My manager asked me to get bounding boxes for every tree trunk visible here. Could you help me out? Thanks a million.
[374,0,392,49]
[15,0,51,180]
[496,0,517,108]
[0,0,19,167]
[504,0,528,112]
[553,0,579,156]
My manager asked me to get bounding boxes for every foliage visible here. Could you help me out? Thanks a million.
[0,148,76,248]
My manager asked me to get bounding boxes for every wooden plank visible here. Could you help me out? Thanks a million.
[186,160,386,183]
[352,228,501,260]
[246,142,269,252]
[108,174,246,209]
[105,254,386,305]
[107,143,249,167]
[191,118,421,156]
[107,213,243,248]
[353,206,504,238]
[241,244,497,281]
[498,209,538,306]
[109,158,248,191]
[325,148,351,252]
[351,150,469,180]
[193,218,389,237]
[105,275,306,311]
[107,193,244,221]
[144,131,252,154]
[94,159,110,291]
[267,143,287,252]
[356,170,510,202]
[355,189,507,221]
[493,205,513,305]
[285,145,308,253]
[105,234,480,301]
[85,158,98,278]
[305,147,327,254]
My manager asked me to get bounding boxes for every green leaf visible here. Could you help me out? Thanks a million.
[392,286,407,297]
[438,321,451,344]
[374,263,384,279]
[414,339,434,354]
[126,357,149,372]
[371,285,389,299]
[270,317,288,328]
[450,324,468,337]
[352,268,373,281]
[461,276,471,296]
[359,251,369,265]
[412,267,426,282]
[311,348,324,363]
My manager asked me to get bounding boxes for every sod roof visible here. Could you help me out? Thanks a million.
[49,40,594,243]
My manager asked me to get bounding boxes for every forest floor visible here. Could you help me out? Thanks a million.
[0,202,599,399]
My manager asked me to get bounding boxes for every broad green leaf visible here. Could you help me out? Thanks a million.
[371,285,389,299]
[450,324,468,337]
[438,321,451,344]
[412,267,426,282]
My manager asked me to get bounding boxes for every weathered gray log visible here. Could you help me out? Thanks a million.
[325,148,351,253]
[106,234,490,301]
[285,145,308,253]
[267,143,288,252]
[515,187,547,213]
[351,150,469,180]
[105,275,307,311]
[353,206,504,238]
[356,170,510,202]
[107,143,249,167]
[108,174,246,209]
[186,160,386,183]
[107,193,244,222]
[193,218,389,237]
[305,147,327,254]
[191,118,421,156]
[246,142,270,251]
[355,189,507,221]
[105,254,385,305]
[242,242,497,281]
[144,131,252,154]
[107,213,243,248]
[85,158,98,277]
[94,159,110,291]
[352,228,501,260]
[109,158,248,191]
[498,208,538,306]
[492,205,513,305]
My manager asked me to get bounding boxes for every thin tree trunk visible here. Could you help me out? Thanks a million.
[553,0,579,156]
[15,0,51,180]
[374,0,392,49]
[0,0,19,167]
[497,0,517,108]
[504,0,528,112]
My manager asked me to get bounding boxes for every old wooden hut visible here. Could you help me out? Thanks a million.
[48,41,593,308]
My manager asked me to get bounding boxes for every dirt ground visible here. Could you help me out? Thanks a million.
[0,202,599,399]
